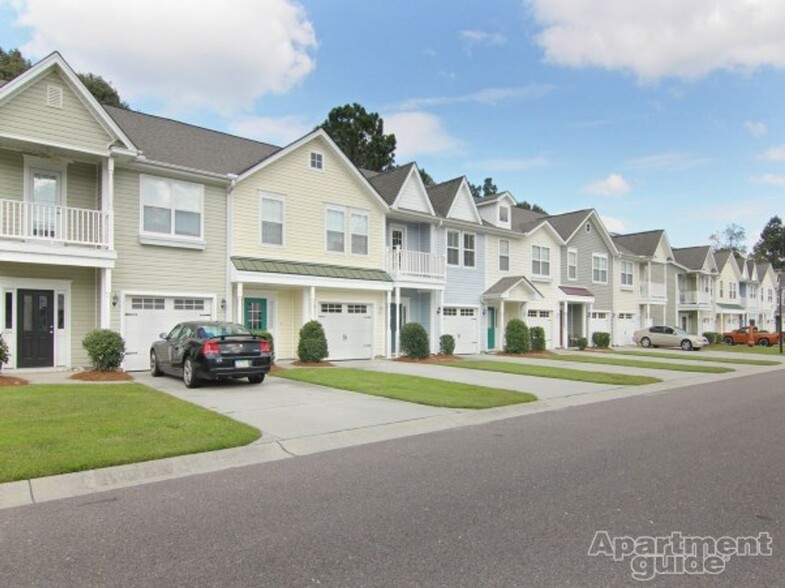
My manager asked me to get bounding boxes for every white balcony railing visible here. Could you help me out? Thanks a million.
[0,199,111,248]
[679,289,713,305]
[640,281,667,299]
[385,247,446,279]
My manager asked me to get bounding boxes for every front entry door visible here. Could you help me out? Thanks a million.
[244,298,268,331]
[487,307,496,349]
[17,289,55,368]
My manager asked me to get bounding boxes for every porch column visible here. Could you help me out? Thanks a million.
[385,290,392,358]
[499,300,506,349]
[430,291,439,355]
[586,303,593,340]
[236,282,244,326]
[310,286,316,321]
[101,157,115,249]
[439,289,445,342]
[99,268,111,329]
[394,286,401,357]
[561,301,567,348]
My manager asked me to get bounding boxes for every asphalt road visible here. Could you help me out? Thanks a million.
[2,369,784,586]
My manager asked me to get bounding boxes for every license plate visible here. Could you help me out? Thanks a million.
[235,359,251,368]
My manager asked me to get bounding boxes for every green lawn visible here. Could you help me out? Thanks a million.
[549,354,734,373]
[443,360,661,385]
[707,343,785,357]
[0,384,260,483]
[274,367,536,408]
[612,350,781,366]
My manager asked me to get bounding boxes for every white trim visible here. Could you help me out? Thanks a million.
[324,204,370,257]
[567,247,578,281]
[231,268,393,292]
[592,253,609,284]
[0,242,116,268]
[258,190,285,248]
[23,155,68,207]
[498,238,510,272]
[138,174,205,245]
[531,244,551,278]
[309,150,325,171]
[445,178,483,225]
[389,223,407,250]
[392,165,436,215]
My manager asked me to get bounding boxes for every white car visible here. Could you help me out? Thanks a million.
[632,326,709,351]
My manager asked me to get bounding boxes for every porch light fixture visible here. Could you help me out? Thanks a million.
[220,298,227,311]
[111,292,119,307]
[436,307,441,315]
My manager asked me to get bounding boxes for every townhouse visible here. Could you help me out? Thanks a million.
[670,245,717,335]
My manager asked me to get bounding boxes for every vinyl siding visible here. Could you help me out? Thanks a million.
[66,161,99,210]
[232,136,386,270]
[386,220,431,252]
[396,175,430,213]
[0,149,23,199]
[0,71,113,154]
[438,228,486,305]
[109,167,228,331]
[448,185,478,222]
[615,258,638,314]
[519,228,563,305]
[561,217,614,309]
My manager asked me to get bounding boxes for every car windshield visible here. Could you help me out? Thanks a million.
[196,324,252,339]
[672,327,689,336]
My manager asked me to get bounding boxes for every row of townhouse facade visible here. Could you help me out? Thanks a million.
[0,54,781,372]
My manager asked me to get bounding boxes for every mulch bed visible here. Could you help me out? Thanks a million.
[70,371,134,382]
[0,375,29,386]
[394,354,463,363]
[493,351,555,358]
[290,361,336,367]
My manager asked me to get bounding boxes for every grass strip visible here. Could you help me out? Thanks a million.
[549,354,734,373]
[611,350,780,366]
[0,384,260,483]
[706,344,785,357]
[274,367,536,409]
[443,360,661,385]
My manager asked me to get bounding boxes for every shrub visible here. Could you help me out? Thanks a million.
[530,327,546,352]
[400,323,430,359]
[702,331,721,344]
[0,335,8,371]
[297,321,328,362]
[82,329,126,371]
[592,331,611,348]
[251,329,275,362]
[439,334,455,356]
[577,337,588,351]
[504,318,530,354]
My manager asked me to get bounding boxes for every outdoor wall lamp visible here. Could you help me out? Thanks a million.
[111,292,119,307]
[220,298,227,311]
[436,307,441,314]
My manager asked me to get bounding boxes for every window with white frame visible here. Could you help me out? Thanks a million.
[447,231,460,266]
[310,152,323,170]
[463,233,476,267]
[621,260,634,287]
[499,239,510,271]
[531,245,550,277]
[730,282,737,299]
[350,211,369,255]
[499,206,509,223]
[719,280,724,298]
[592,254,608,283]
[769,288,773,302]
[567,249,577,281]
[260,192,284,246]
[325,208,345,252]
[141,175,204,239]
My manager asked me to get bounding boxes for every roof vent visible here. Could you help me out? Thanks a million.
[46,84,63,109]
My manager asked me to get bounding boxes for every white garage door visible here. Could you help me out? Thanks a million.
[124,296,213,371]
[615,312,637,346]
[318,303,373,360]
[526,309,554,349]
[589,311,612,342]
[442,307,479,354]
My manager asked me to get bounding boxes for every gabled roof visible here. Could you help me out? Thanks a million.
[544,209,619,255]
[367,163,414,205]
[745,259,759,281]
[105,106,279,176]
[482,275,543,299]
[612,230,665,257]
[756,261,773,280]
[474,191,516,208]
[672,246,713,271]
[510,206,549,234]
[426,177,465,217]
[713,249,738,273]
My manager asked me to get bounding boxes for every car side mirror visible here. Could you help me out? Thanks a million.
[159,332,169,340]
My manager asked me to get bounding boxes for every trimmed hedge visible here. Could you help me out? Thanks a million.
[530,326,546,352]
[400,323,430,359]
[439,334,456,356]
[0,335,9,370]
[577,337,589,351]
[504,319,530,354]
[297,321,328,362]
[592,331,611,349]
[702,331,721,344]
[82,329,126,371]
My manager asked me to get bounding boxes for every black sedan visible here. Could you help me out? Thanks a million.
[150,321,272,388]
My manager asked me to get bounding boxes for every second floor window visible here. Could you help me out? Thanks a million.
[621,260,633,287]
[463,233,476,267]
[730,282,737,299]
[446,230,476,268]
[592,254,608,284]
[325,206,369,255]
[260,193,284,246]
[447,231,460,266]
[769,288,773,302]
[499,239,509,271]
[568,249,577,280]
[532,245,550,277]
[719,280,724,297]
[326,208,345,252]
[350,212,369,255]
[141,175,203,239]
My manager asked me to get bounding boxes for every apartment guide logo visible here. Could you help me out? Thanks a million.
[588,530,773,581]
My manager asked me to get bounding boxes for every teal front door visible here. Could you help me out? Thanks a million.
[244,298,267,331]
[487,307,496,349]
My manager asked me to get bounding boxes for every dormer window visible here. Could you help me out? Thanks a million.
[499,206,509,223]
[310,152,323,170]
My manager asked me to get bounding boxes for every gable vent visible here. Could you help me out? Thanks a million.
[46,84,64,109]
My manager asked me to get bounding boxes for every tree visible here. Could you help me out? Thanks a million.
[319,103,396,172]
[516,201,548,215]
[482,177,497,197]
[468,181,481,199]
[419,167,435,186]
[752,216,785,270]
[709,223,747,256]
[0,47,129,109]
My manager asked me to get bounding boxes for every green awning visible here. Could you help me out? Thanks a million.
[232,256,392,282]
[716,302,745,311]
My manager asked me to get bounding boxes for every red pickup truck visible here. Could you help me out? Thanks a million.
[722,327,781,347]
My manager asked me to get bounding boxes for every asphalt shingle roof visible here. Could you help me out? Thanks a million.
[672,246,712,271]
[105,105,280,175]
[543,209,593,241]
[426,177,464,217]
[483,276,543,298]
[231,257,392,282]
[367,163,415,205]
[713,249,739,272]
[612,230,664,257]
[510,207,548,233]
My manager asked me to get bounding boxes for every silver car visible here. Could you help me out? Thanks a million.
[632,326,709,351]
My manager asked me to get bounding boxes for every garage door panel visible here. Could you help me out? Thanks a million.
[318,302,373,360]
[443,307,478,354]
[526,310,553,349]
[615,313,637,346]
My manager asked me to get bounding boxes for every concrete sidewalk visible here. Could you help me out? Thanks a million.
[2,354,781,510]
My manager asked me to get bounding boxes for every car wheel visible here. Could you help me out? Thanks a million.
[758,339,770,347]
[723,337,735,345]
[680,339,693,351]
[183,357,201,389]
[248,374,265,384]
[640,337,652,348]
[150,350,163,377]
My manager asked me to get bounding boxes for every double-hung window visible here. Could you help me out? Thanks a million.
[463,233,476,267]
[260,192,284,246]
[325,206,369,255]
[141,175,204,241]
[531,245,550,277]
[446,230,476,268]
[350,211,369,255]
[326,208,346,253]
[730,282,737,299]
[567,249,577,280]
[447,230,460,266]
[499,206,509,223]
[499,239,510,271]
[592,254,608,283]
[621,260,634,287]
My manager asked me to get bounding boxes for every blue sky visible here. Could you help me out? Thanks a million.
[3,0,785,249]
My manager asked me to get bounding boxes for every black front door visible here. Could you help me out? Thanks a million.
[17,289,54,368]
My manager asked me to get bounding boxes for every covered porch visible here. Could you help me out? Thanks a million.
[482,276,544,351]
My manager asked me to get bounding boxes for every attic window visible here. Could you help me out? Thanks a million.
[499,206,509,223]
[310,152,323,170]
[586,222,591,233]
[46,84,64,109]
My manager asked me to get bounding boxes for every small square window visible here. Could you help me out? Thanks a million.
[310,152,323,170]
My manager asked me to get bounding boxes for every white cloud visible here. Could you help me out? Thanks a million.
[393,84,553,110]
[600,215,627,234]
[530,0,785,81]
[459,29,506,55]
[626,152,712,171]
[467,157,550,172]
[760,145,785,161]
[750,173,785,186]
[383,111,464,159]
[229,115,311,146]
[744,121,767,137]
[14,0,316,115]
[583,173,631,197]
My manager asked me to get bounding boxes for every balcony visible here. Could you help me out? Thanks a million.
[0,199,111,248]
[385,247,445,280]
[639,281,667,300]
[679,289,713,305]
